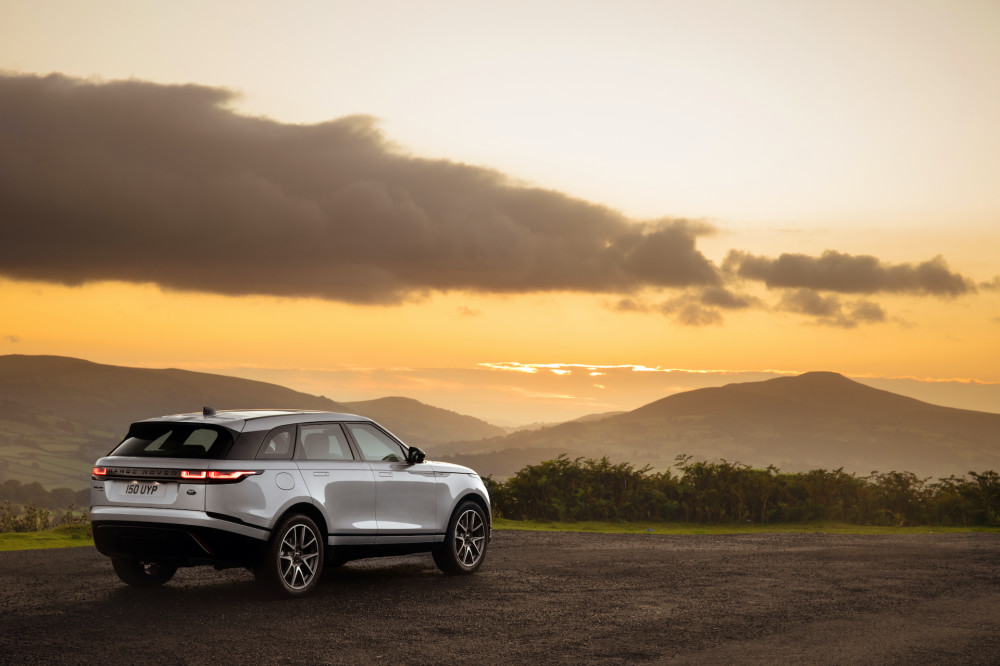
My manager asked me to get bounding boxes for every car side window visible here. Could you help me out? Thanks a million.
[296,423,355,461]
[347,423,407,462]
[257,425,296,460]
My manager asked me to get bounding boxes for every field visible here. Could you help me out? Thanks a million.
[0,524,93,551]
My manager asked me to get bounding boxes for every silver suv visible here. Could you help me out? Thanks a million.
[90,408,491,596]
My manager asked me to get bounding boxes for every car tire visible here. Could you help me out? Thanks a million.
[111,558,177,587]
[254,513,324,597]
[433,501,489,575]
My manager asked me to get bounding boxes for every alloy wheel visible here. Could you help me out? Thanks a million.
[278,523,320,590]
[453,509,486,567]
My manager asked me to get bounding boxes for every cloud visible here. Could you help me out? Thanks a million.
[664,285,763,326]
[670,303,724,327]
[724,250,974,296]
[4,335,20,343]
[778,289,886,328]
[698,286,761,310]
[613,286,759,326]
[0,73,720,304]
[656,295,722,327]
[612,298,648,313]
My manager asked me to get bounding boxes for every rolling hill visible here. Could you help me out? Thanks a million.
[439,372,1000,479]
[3,357,997,488]
[0,355,503,488]
[341,396,505,444]
[0,355,352,427]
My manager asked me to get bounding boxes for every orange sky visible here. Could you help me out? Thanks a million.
[0,1,998,423]
[2,277,997,422]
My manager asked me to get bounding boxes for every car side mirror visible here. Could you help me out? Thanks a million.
[406,446,426,464]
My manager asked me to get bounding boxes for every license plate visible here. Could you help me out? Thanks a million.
[119,481,164,498]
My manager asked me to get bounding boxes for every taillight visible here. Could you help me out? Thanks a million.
[180,470,260,483]
[207,470,257,481]
[92,467,107,478]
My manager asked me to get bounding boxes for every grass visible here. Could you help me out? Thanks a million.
[0,524,94,551]
[492,518,1000,535]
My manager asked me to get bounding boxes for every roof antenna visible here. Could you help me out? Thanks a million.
[203,406,217,417]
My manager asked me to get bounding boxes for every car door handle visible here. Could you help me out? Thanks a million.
[313,471,330,477]
[379,471,393,477]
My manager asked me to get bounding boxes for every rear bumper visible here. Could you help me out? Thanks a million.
[91,507,269,567]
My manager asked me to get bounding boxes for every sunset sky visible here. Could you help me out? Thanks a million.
[1,1,998,423]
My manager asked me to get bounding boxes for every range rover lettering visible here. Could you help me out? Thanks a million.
[90,408,491,597]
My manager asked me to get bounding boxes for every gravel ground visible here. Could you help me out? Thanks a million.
[1,531,998,664]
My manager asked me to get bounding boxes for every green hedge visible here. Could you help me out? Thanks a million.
[485,455,1000,526]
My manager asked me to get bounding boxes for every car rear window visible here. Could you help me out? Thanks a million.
[110,423,235,458]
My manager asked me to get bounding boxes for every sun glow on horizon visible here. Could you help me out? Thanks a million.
[483,362,807,377]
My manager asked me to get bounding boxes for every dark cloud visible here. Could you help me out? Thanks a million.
[849,300,887,323]
[657,294,718,327]
[698,286,761,310]
[780,290,841,318]
[668,286,762,325]
[778,290,886,328]
[724,250,974,296]
[0,73,720,303]
[4,335,20,343]
[613,286,759,325]
[670,303,724,327]
[612,298,647,313]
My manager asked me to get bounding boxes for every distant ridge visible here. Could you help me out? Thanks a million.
[441,371,1000,479]
[635,371,969,418]
[0,354,351,429]
[0,355,503,445]
[0,355,504,488]
[3,357,998,486]
[341,396,506,444]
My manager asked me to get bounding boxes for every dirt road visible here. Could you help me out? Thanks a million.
[1,531,998,664]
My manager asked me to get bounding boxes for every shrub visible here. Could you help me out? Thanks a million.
[488,455,1000,526]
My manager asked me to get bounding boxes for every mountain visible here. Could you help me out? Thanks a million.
[488,411,629,437]
[4,358,997,488]
[340,397,506,444]
[0,355,351,428]
[570,410,628,423]
[440,372,1000,479]
[0,355,501,488]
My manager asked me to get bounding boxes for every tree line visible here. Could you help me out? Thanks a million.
[484,455,1000,526]
[0,480,91,532]
[0,500,89,533]
[0,479,89,509]
[3,456,999,532]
